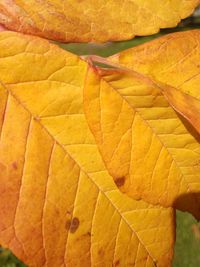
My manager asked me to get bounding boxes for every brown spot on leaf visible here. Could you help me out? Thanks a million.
[98,248,104,256]
[87,231,91,236]
[115,177,125,187]
[69,217,80,233]
[12,161,18,170]
[114,259,120,266]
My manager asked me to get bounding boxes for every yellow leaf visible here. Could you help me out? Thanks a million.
[84,65,200,220]
[110,30,200,136]
[0,1,199,42]
[0,31,175,267]
[109,29,200,210]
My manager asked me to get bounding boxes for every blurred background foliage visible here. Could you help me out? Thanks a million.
[0,247,26,267]
[1,7,200,267]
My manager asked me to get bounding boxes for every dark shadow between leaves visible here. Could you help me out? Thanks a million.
[173,192,200,221]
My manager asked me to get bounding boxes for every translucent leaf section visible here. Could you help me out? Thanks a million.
[159,86,200,135]
[84,67,200,220]
[0,0,198,42]
[0,32,175,267]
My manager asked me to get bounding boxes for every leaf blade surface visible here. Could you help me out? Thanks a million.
[84,65,200,219]
[110,30,200,135]
[0,1,199,42]
[0,31,175,267]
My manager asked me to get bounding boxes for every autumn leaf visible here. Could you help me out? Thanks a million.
[0,1,199,42]
[109,30,200,136]
[107,29,200,214]
[0,31,175,267]
[84,63,200,220]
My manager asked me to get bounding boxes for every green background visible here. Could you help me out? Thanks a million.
[1,11,200,267]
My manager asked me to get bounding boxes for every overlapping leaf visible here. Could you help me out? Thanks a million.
[0,31,175,267]
[84,64,200,220]
[110,30,200,135]
[107,30,200,214]
[157,85,200,135]
[0,0,199,42]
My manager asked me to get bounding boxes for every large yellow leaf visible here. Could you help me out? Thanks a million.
[107,31,200,207]
[0,31,175,267]
[109,29,200,208]
[84,65,200,220]
[0,1,199,42]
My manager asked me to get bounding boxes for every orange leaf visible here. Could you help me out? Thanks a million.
[0,31,175,267]
[0,1,199,42]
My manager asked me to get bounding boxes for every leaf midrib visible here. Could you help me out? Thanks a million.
[97,57,198,199]
[1,81,158,266]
